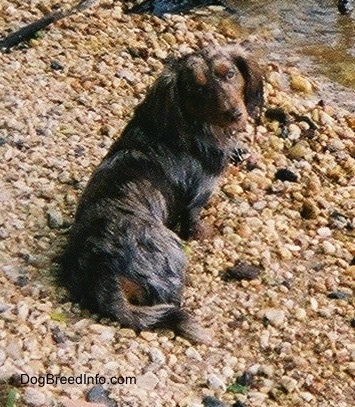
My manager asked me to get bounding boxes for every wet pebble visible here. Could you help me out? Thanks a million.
[274,168,298,182]
[202,395,226,407]
[86,385,117,407]
[221,261,261,281]
[327,291,351,300]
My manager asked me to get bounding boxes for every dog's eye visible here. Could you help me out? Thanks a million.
[225,69,235,79]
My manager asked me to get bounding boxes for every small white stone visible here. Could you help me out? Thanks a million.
[310,298,318,310]
[185,347,202,361]
[317,227,332,238]
[300,392,314,402]
[322,240,336,254]
[260,329,270,348]
[221,366,234,378]
[137,371,159,390]
[288,123,302,140]
[0,349,6,365]
[149,348,166,365]
[264,309,286,327]
[206,373,226,391]
[99,327,116,342]
[185,402,204,407]
[24,388,46,406]
[295,307,307,321]
[17,301,29,320]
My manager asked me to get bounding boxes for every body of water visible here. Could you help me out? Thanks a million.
[225,0,355,111]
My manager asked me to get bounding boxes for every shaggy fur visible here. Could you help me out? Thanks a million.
[61,44,263,342]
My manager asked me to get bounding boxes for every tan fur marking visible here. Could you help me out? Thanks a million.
[214,60,232,77]
[119,276,145,305]
[190,57,208,86]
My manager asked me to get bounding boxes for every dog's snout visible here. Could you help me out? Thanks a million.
[225,108,243,122]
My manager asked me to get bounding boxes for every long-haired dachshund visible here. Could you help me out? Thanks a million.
[61,44,263,342]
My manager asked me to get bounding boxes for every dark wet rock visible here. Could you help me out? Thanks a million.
[338,0,353,14]
[51,326,66,344]
[221,261,261,281]
[202,395,227,407]
[329,211,353,230]
[51,60,64,71]
[327,291,351,300]
[236,371,253,387]
[275,168,298,182]
[86,385,117,407]
[265,107,290,126]
[47,208,64,229]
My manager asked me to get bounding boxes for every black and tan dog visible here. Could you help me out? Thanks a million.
[61,44,263,342]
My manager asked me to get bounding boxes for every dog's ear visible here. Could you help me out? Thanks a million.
[233,54,264,124]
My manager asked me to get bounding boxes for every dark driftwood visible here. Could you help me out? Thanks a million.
[127,0,227,16]
[0,0,97,51]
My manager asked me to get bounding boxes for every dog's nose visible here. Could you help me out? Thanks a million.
[225,108,243,122]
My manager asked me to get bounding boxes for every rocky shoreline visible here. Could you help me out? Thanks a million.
[0,1,354,406]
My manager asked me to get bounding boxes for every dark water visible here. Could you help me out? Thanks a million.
[225,0,355,111]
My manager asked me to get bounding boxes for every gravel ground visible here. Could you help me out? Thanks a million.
[0,1,354,406]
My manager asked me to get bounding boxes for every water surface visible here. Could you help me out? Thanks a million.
[226,0,355,111]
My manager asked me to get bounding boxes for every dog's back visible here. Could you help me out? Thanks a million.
[61,44,263,342]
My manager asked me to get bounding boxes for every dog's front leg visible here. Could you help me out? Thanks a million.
[179,205,204,241]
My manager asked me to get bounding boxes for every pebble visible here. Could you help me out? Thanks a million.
[149,347,166,365]
[287,123,302,140]
[86,385,117,407]
[206,373,226,391]
[322,240,337,255]
[300,392,314,402]
[202,396,226,407]
[185,347,202,361]
[23,388,46,406]
[264,309,286,327]
[136,372,159,390]
[60,401,106,407]
[290,74,313,94]
[294,307,307,321]
[221,261,261,281]
[17,301,30,320]
[274,168,298,182]
[0,349,6,365]
[327,291,351,300]
[288,141,312,160]
[317,227,332,238]
[280,376,298,393]
[47,208,64,229]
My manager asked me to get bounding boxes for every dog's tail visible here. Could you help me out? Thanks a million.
[122,302,212,344]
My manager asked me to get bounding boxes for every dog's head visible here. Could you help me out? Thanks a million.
[174,45,264,129]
